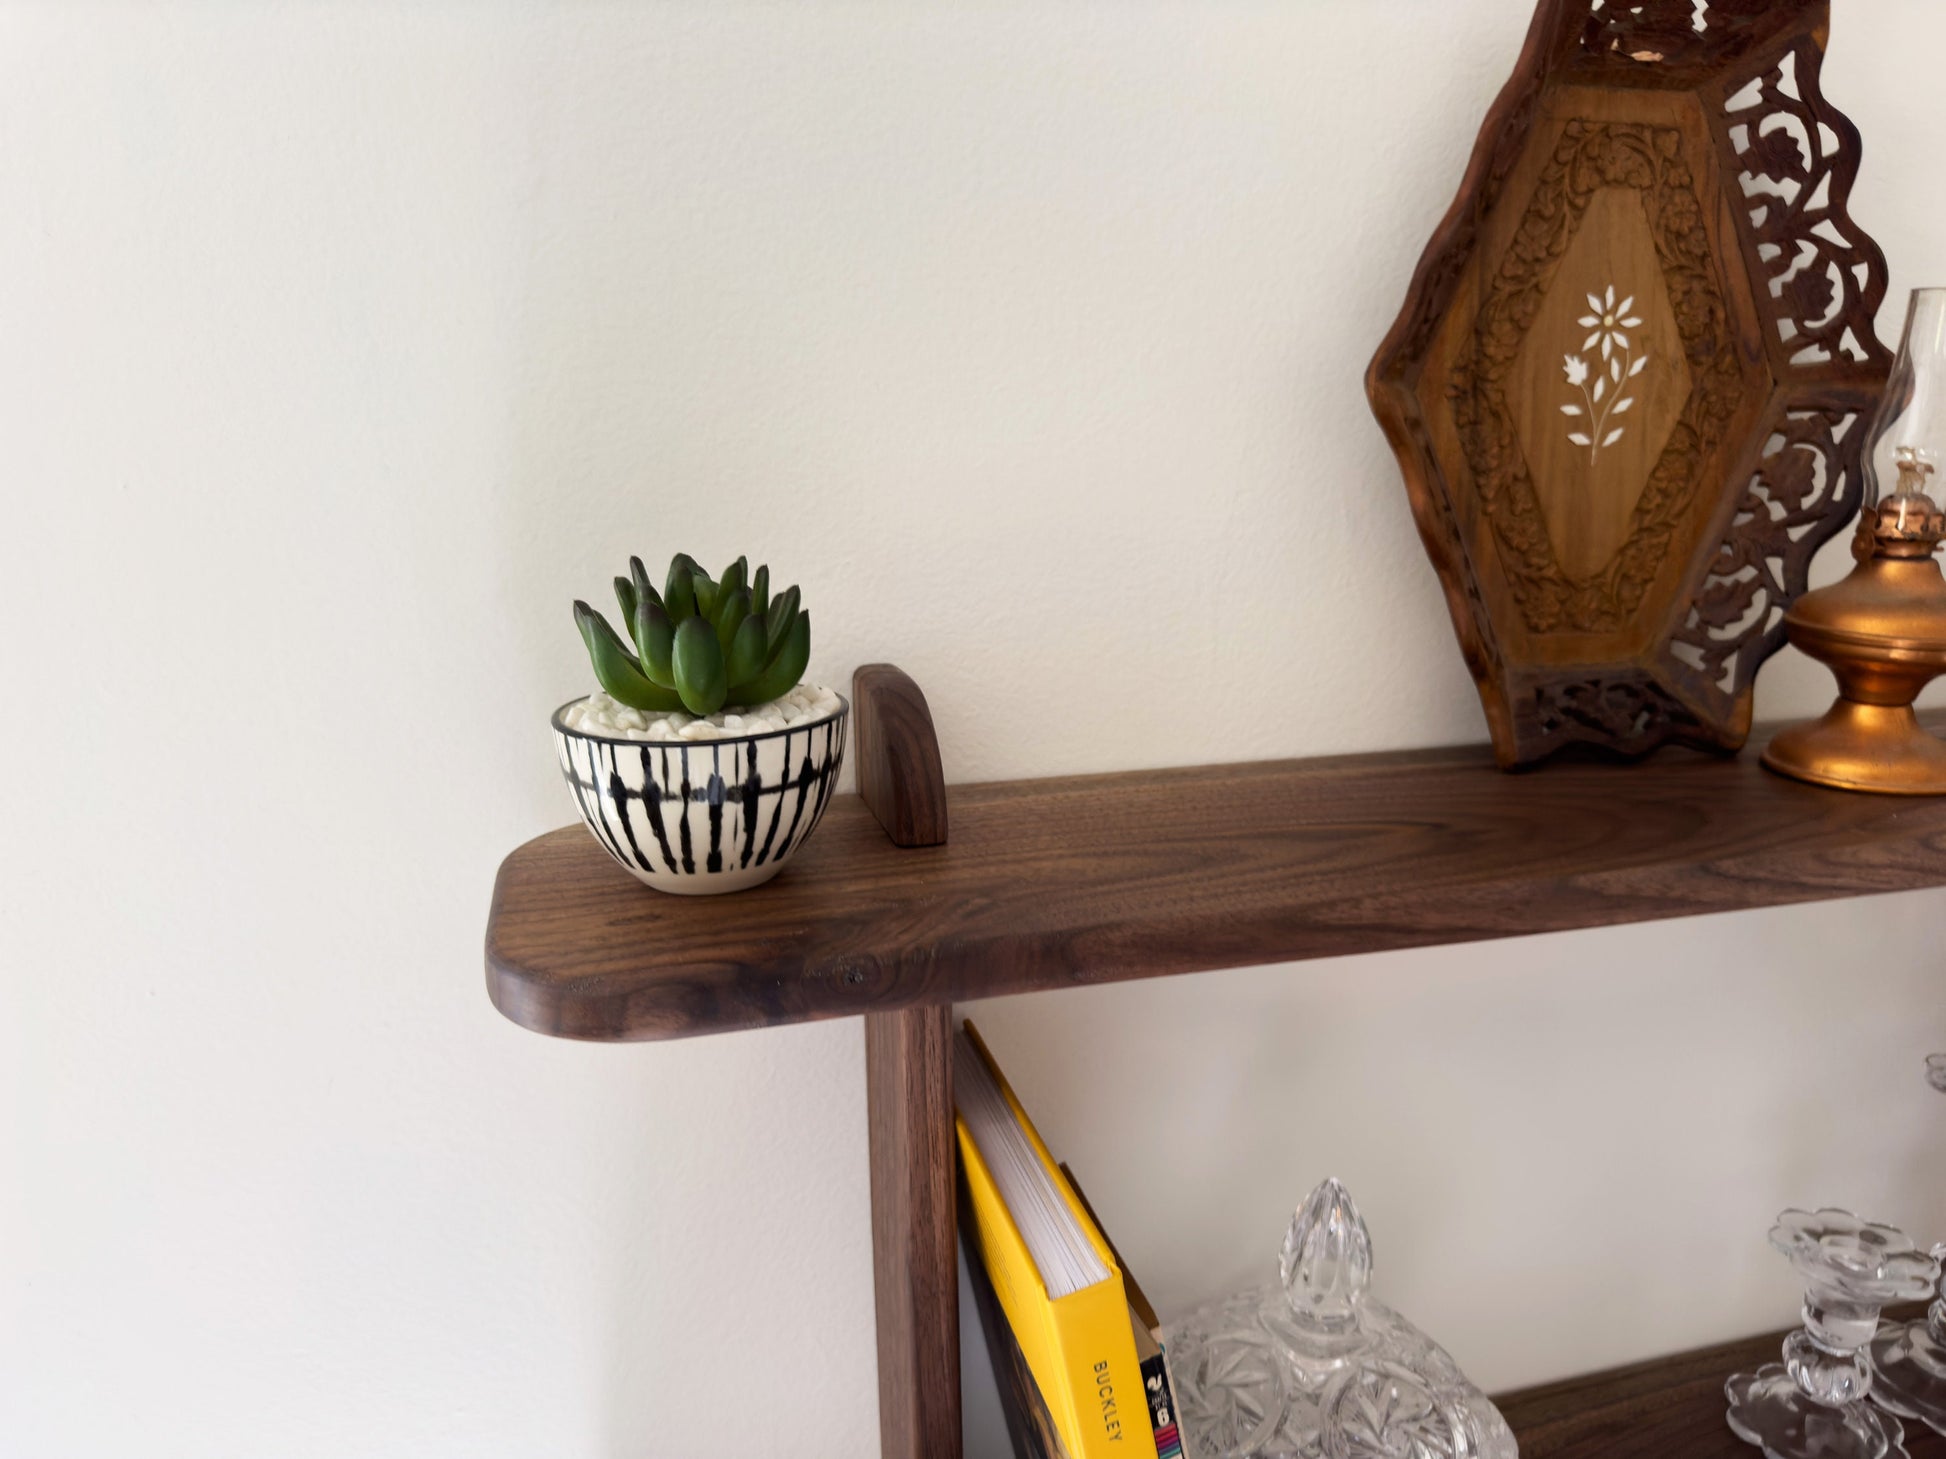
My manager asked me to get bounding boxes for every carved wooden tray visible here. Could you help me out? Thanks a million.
[1368,0,1889,767]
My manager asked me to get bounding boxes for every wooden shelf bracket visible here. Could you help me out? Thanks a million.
[852,663,948,849]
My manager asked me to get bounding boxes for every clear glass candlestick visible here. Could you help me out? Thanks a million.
[1726,1208,1939,1459]
[1867,1055,1946,1434]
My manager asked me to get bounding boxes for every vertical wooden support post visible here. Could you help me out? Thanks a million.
[857,664,957,1456]
[866,1003,961,1459]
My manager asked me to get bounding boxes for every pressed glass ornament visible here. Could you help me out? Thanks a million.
[1867,1055,1946,1433]
[1725,1208,1938,1459]
[1168,1179,1513,1459]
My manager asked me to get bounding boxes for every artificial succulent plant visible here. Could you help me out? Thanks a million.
[574,553,810,717]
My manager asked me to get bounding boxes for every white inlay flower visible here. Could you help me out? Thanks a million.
[1578,284,1643,362]
[1562,282,1647,463]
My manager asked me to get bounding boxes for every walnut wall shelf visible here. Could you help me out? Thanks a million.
[485,665,1946,1459]
[487,704,1946,1044]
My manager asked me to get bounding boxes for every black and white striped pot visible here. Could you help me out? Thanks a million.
[552,694,848,895]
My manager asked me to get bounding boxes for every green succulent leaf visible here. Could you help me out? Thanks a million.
[629,556,663,612]
[734,610,809,705]
[764,585,800,656]
[724,612,770,690]
[751,564,770,619]
[671,613,728,715]
[575,601,684,712]
[719,556,748,601]
[690,570,721,622]
[625,558,663,665]
[664,556,698,621]
[714,587,751,655]
[634,596,677,688]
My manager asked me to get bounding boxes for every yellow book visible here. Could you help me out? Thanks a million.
[955,1023,1159,1459]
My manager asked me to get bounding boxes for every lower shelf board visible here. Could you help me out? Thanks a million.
[1491,1309,1943,1459]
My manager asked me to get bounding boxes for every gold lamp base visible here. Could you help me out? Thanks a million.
[1762,487,1946,795]
[1763,700,1946,795]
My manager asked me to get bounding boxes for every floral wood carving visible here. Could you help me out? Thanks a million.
[1580,0,1785,69]
[1367,0,1888,768]
[1447,120,1747,637]
[1722,45,1890,371]
[1533,676,1707,748]
[1672,409,1864,695]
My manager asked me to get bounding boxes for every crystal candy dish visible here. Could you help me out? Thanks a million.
[1168,1179,1515,1459]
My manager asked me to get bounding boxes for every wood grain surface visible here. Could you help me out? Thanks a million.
[853,663,949,849]
[867,1004,960,1459]
[1496,1308,1946,1459]
[485,711,1946,1042]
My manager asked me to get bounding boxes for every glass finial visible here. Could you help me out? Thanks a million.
[1279,1177,1372,1336]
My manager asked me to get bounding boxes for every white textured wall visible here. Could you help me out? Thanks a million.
[3,4,1943,1456]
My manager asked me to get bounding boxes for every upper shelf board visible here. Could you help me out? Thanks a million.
[486,713,1946,1042]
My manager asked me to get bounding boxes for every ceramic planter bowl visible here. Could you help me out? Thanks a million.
[552,694,848,894]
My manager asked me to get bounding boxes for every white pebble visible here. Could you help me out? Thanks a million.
[563,683,835,742]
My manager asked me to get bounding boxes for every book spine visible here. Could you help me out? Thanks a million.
[1141,1349,1183,1459]
[1049,1279,1160,1459]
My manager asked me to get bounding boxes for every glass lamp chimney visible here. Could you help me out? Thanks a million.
[1866,288,1946,522]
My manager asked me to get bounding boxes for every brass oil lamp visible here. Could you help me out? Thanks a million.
[1764,289,1946,794]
